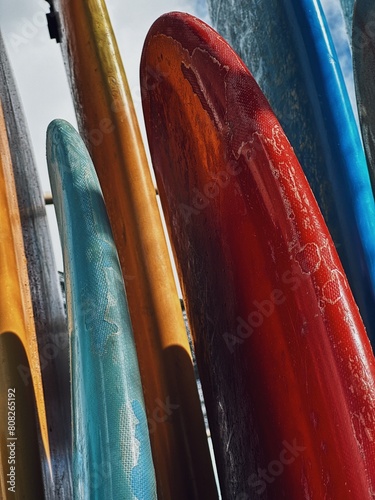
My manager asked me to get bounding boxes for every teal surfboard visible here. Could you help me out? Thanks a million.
[47,119,157,499]
[207,0,375,343]
[0,32,71,498]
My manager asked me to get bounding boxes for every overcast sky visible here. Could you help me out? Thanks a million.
[0,0,353,272]
[0,0,209,271]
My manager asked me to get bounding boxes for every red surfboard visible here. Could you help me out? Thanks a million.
[141,12,375,499]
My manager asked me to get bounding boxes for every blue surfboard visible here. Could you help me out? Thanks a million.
[207,0,375,343]
[47,119,157,500]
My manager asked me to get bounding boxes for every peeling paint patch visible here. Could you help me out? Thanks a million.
[295,242,321,274]
[322,270,344,305]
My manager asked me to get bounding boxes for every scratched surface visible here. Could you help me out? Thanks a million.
[0,32,71,498]
[0,94,46,500]
[53,0,218,498]
[206,0,375,344]
[353,1,375,199]
[141,12,375,499]
[47,119,157,500]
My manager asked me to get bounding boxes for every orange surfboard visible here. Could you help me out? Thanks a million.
[50,0,218,497]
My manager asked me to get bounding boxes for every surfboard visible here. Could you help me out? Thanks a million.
[206,0,375,344]
[47,119,157,499]
[0,96,49,498]
[141,12,375,499]
[0,32,71,498]
[50,1,218,498]
[353,0,375,194]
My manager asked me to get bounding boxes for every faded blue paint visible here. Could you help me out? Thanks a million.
[207,0,375,343]
[47,119,157,500]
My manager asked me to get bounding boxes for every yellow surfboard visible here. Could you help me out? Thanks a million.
[0,100,50,498]
[52,0,217,497]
